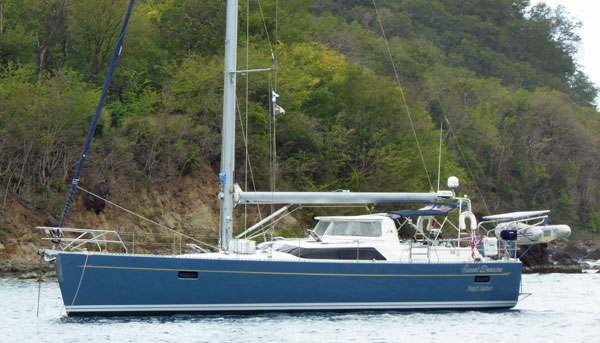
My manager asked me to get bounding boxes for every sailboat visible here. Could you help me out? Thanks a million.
[36,0,568,316]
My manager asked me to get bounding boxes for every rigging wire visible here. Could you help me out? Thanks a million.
[36,272,42,317]
[270,0,280,250]
[256,0,276,63]
[254,0,280,243]
[235,95,263,223]
[240,0,280,234]
[271,81,277,196]
[236,0,280,243]
[269,77,275,246]
[274,0,279,90]
[248,207,302,241]
[372,0,434,191]
[397,0,491,213]
[445,118,491,213]
[76,186,217,250]
[70,252,89,309]
[437,121,443,192]
[244,0,250,234]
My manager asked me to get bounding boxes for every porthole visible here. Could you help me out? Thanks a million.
[474,275,490,283]
[178,271,198,279]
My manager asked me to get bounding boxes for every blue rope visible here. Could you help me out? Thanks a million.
[58,0,136,230]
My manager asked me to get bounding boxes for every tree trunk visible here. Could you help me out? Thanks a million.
[1,4,4,35]
[36,0,69,75]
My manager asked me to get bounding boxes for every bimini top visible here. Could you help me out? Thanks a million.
[482,210,550,221]
[388,202,463,218]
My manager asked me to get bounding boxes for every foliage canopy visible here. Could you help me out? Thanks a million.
[1,0,599,233]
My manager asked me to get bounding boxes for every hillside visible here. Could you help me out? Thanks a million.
[0,161,222,264]
[1,0,600,264]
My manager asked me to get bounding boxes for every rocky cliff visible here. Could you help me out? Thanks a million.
[0,162,222,273]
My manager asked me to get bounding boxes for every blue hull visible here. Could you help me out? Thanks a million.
[54,252,522,316]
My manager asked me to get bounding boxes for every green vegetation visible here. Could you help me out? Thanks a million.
[1,0,599,233]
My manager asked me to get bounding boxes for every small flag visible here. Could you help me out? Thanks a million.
[272,90,285,116]
[273,104,285,116]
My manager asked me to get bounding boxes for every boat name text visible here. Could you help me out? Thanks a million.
[461,265,503,273]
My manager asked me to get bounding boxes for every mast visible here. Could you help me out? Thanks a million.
[219,0,239,251]
[217,0,452,250]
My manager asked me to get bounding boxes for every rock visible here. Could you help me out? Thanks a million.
[0,259,54,275]
[43,215,59,227]
[83,182,110,215]
[519,244,550,267]
[17,272,39,279]
[548,238,600,264]
[550,250,580,265]
[517,238,600,271]
[587,248,600,260]
[522,265,582,274]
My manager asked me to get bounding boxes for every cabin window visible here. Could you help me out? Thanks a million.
[178,271,198,279]
[327,221,382,237]
[356,222,382,237]
[329,222,351,236]
[314,220,331,236]
[273,244,386,260]
[474,275,490,283]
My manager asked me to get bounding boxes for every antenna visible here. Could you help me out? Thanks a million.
[437,121,443,192]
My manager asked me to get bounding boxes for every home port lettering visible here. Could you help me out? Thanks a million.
[467,285,493,292]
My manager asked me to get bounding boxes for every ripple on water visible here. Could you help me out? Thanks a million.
[2,274,600,343]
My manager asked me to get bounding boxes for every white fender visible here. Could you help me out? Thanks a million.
[459,211,477,232]
[416,216,434,232]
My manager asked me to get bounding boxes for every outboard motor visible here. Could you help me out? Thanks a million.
[500,229,517,241]
[500,229,517,258]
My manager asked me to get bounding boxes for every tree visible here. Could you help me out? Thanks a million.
[68,0,128,76]
[33,0,69,75]
[567,70,598,108]
[155,0,226,56]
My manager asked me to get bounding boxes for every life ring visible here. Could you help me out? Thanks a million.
[459,211,477,232]
[416,216,434,233]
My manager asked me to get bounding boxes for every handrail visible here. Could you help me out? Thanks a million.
[478,214,548,229]
[36,226,128,253]
[37,226,219,255]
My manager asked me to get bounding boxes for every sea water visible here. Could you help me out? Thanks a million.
[2,273,599,343]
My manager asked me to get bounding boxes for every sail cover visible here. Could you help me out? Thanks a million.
[238,191,441,205]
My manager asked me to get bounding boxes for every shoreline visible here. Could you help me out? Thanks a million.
[1,259,594,279]
[0,260,54,278]
[521,265,587,274]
